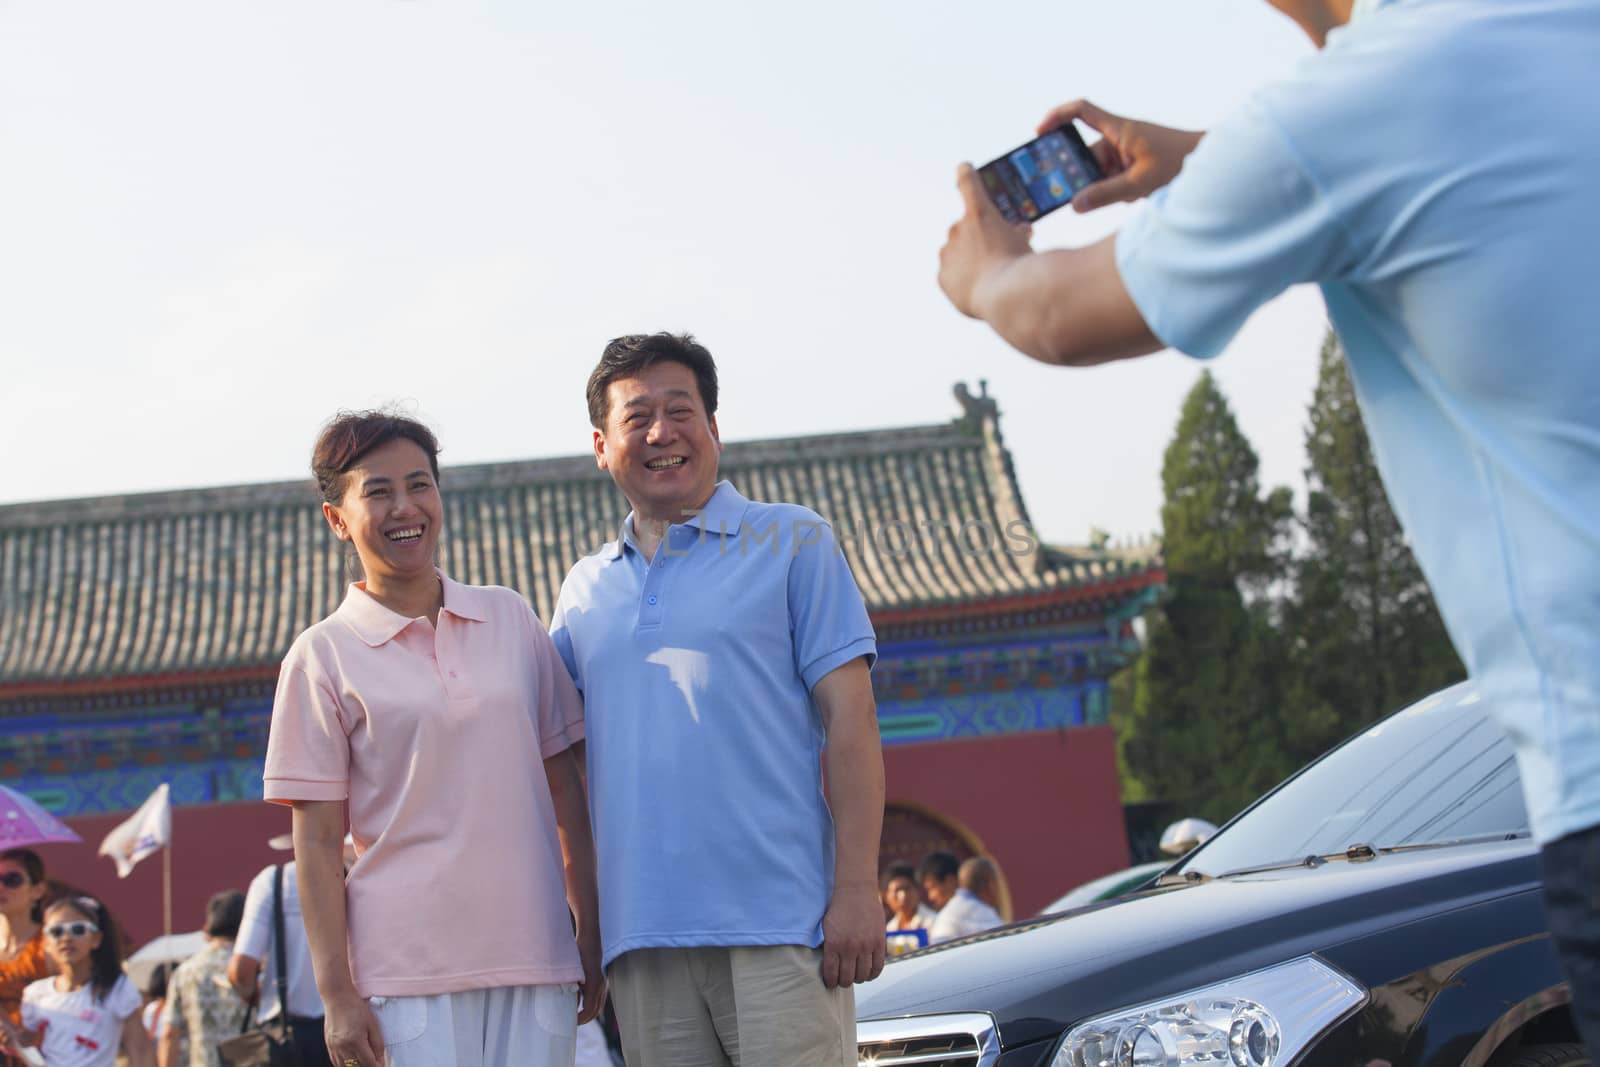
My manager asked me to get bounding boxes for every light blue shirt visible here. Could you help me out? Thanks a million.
[1116,0,1600,844]
[550,481,877,966]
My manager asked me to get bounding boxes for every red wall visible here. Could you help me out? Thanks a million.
[45,802,292,947]
[35,726,1129,950]
[882,725,1131,919]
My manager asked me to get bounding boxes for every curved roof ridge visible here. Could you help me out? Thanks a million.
[0,418,975,528]
[0,389,1166,687]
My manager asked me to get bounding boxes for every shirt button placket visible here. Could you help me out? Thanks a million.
[637,527,686,630]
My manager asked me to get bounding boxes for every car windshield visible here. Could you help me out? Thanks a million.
[1177,684,1528,878]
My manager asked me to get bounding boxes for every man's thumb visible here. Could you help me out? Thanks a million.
[1073,172,1139,213]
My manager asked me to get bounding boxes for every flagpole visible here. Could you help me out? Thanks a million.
[163,832,172,940]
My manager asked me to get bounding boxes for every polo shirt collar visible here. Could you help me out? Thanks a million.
[680,481,750,534]
[604,481,751,561]
[337,569,488,646]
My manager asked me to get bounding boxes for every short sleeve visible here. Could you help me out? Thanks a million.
[108,974,142,1020]
[19,982,43,1028]
[548,589,584,695]
[1115,96,1353,360]
[262,658,351,804]
[788,518,877,691]
[234,865,276,964]
[527,607,585,759]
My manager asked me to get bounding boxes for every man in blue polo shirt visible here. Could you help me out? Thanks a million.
[936,0,1600,1049]
[550,332,885,1066]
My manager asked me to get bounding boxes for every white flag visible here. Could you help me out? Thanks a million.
[98,783,171,878]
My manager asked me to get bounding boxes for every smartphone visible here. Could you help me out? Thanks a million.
[978,124,1103,224]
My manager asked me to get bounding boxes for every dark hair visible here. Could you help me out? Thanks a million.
[144,960,172,1000]
[586,332,719,429]
[916,851,961,886]
[0,849,46,923]
[205,889,245,939]
[42,895,125,1004]
[310,409,442,506]
[880,863,917,892]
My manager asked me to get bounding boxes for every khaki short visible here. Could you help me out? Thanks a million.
[608,945,855,1066]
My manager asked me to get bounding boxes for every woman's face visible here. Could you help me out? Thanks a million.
[886,876,921,919]
[322,438,443,587]
[42,905,101,970]
[0,858,45,922]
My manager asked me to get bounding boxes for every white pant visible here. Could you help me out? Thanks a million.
[369,983,578,1067]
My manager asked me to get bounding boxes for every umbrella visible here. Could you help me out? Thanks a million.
[0,784,82,849]
[125,929,208,989]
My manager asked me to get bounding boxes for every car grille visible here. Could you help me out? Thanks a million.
[857,1012,1002,1067]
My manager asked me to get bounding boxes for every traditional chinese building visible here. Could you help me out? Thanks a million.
[0,384,1162,941]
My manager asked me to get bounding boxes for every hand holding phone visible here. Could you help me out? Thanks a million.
[1033,100,1205,211]
[977,123,1104,225]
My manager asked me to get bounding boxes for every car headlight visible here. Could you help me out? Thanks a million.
[1049,957,1366,1067]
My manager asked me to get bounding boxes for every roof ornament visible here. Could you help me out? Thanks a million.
[953,380,999,428]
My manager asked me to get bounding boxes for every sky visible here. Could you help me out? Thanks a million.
[0,1,1330,547]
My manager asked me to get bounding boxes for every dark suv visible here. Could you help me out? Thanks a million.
[856,684,1586,1067]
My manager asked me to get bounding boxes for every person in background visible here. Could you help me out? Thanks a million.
[916,853,960,913]
[882,865,936,935]
[140,963,172,1046]
[928,858,1005,944]
[229,843,351,1067]
[160,891,248,1067]
[882,864,937,958]
[0,850,51,1066]
[18,895,155,1067]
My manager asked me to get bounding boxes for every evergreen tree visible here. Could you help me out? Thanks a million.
[1125,372,1297,824]
[1286,334,1464,756]
[1158,372,1293,592]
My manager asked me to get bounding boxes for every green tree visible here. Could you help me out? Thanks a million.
[1124,372,1297,824]
[1158,371,1294,592]
[1286,334,1464,756]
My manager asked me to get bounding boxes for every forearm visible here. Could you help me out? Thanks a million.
[157,1024,179,1067]
[125,1028,156,1067]
[291,802,360,1003]
[976,237,1161,367]
[228,955,260,1003]
[824,706,886,895]
[545,748,600,939]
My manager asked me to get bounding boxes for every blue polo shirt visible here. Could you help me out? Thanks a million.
[549,481,877,966]
[1115,0,1600,843]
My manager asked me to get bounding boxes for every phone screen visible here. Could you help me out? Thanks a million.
[978,125,1103,224]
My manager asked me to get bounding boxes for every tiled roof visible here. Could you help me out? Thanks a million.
[0,385,1161,690]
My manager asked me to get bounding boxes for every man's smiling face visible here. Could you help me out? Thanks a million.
[593,359,723,525]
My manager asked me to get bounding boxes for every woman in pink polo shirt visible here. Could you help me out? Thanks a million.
[263,410,602,1067]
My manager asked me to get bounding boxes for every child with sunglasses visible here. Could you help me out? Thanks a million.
[16,896,155,1067]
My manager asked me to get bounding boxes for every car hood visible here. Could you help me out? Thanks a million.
[857,837,1541,1049]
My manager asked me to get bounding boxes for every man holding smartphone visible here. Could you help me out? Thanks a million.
[937,0,1599,1053]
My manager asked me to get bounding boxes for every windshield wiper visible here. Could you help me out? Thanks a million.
[1372,830,1530,856]
[1180,831,1532,882]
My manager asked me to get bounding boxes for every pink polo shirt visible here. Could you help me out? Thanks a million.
[263,574,585,997]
